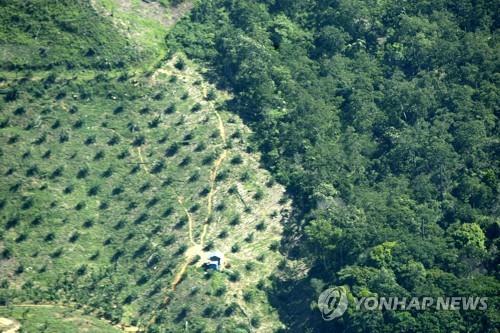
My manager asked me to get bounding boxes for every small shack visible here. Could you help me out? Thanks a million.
[204,250,224,271]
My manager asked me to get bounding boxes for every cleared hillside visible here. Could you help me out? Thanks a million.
[0,1,290,332]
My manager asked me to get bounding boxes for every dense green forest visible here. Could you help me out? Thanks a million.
[167,0,499,331]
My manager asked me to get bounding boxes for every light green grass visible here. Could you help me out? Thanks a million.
[0,305,120,333]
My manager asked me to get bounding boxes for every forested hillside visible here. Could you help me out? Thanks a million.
[167,0,499,331]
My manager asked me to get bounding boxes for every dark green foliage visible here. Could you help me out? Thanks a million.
[167,0,500,331]
[174,57,186,70]
[231,243,240,253]
[228,271,241,282]
[191,102,202,112]
[132,135,145,147]
[165,142,179,157]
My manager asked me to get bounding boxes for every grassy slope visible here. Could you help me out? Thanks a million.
[0,1,288,332]
[0,0,140,70]
[0,305,120,333]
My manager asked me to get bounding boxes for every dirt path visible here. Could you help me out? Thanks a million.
[214,110,226,144]
[171,109,227,270]
[136,147,148,172]
[161,79,229,299]
[0,317,21,333]
[177,196,196,246]
[206,150,227,217]
[167,117,227,292]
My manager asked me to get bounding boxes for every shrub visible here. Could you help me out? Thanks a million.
[148,117,161,128]
[175,216,187,229]
[245,261,255,271]
[202,153,215,165]
[107,135,120,145]
[230,154,243,165]
[189,203,200,212]
[215,202,226,211]
[165,143,179,157]
[270,240,279,251]
[229,270,241,282]
[117,149,130,159]
[162,207,173,217]
[174,58,186,70]
[146,197,159,208]
[251,316,261,328]
[59,132,69,143]
[244,233,254,243]
[179,156,191,167]
[162,235,176,246]
[83,219,94,228]
[89,251,100,260]
[101,167,113,178]
[50,248,63,258]
[112,186,124,196]
[165,104,176,114]
[243,290,254,302]
[253,189,264,201]
[73,119,83,129]
[15,264,24,275]
[15,233,27,243]
[195,142,206,152]
[113,106,124,114]
[87,185,100,196]
[240,171,251,182]
[231,129,242,139]
[176,244,188,255]
[230,215,241,226]
[191,103,202,112]
[114,220,126,230]
[68,232,80,243]
[5,216,19,230]
[84,135,96,145]
[231,244,240,253]
[202,304,219,318]
[215,170,228,182]
[51,119,61,129]
[31,216,42,226]
[224,302,237,316]
[110,249,123,262]
[77,167,89,179]
[13,107,25,116]
[218,230,228,239]
[204,241,214,251]
[134,213,149,225]
[205,89,216,101]
[21,197,34,210]
[63,185,74,194]
[130,165,140,174]
[199,186,210,197]
[189,171,200,182]
[139,182,151,193]
[50,167,63,179]
[256,221,266,231]
[26,165,39,177]
[151,160,165,174]
[132,135,145,146]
